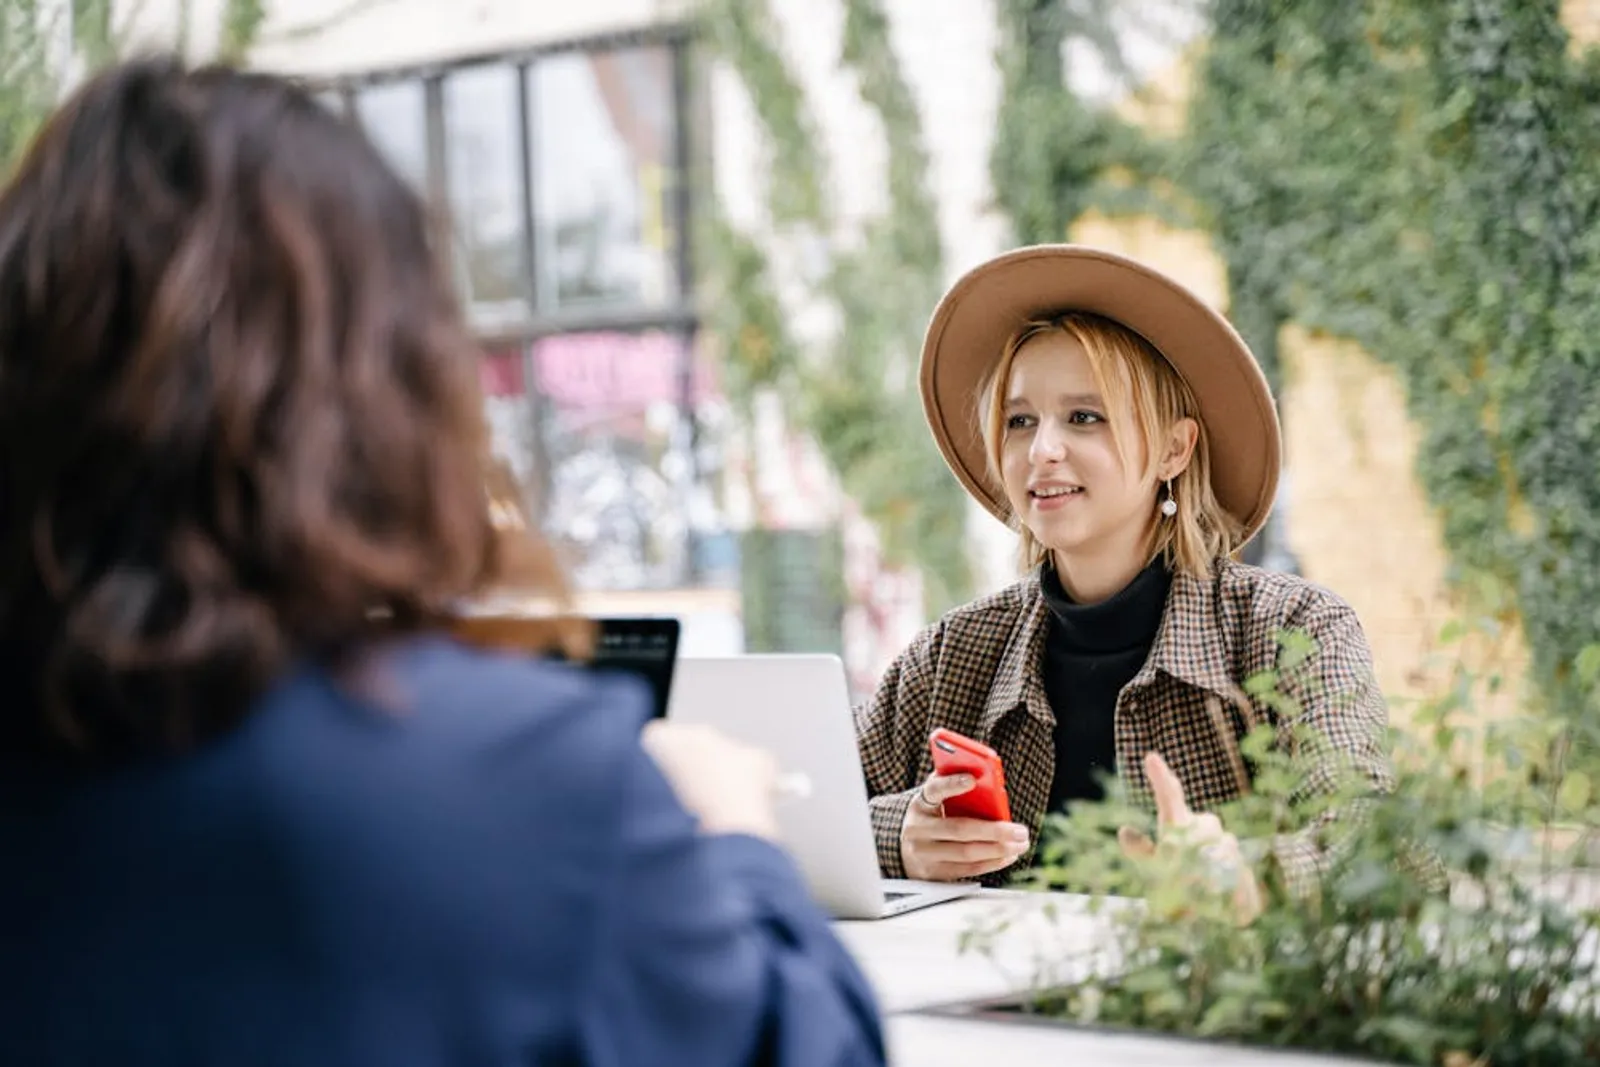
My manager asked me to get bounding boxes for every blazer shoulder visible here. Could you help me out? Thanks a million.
[936,573,1039,631]
[1214,558,1362,630]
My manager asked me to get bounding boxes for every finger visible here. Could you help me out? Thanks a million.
[932,855,1022,881]
[1233,876,1265,926]
[917,838,1025,865]
[1198,830,1244,865]
[920,817,1030,845]
[1118,826,1157,859]
[908,832,1028,865]
[919,772,976,803]
[1144,751,1192,828]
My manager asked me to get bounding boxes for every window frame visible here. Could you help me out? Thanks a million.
[305,24,713,588]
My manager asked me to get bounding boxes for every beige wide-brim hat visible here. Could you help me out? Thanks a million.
[920,244,1281,546]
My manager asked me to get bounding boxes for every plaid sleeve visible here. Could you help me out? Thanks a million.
[1266,597,1396,897]
[853,619,944,880]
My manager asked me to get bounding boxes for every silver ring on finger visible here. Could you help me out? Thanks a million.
[913,787,944,817]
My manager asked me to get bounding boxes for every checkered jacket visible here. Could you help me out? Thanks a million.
[853,558,1394,891]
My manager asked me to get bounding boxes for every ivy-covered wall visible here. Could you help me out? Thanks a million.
[705,0,1600,727]
[699,0,974,615]
[1186,0,1600,726]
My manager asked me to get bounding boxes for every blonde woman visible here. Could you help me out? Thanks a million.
[855,245,1392,909]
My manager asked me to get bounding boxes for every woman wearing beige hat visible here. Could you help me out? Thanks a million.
[854,245,1393,911]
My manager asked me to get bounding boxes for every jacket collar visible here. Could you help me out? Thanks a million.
[979,574,1052,733]
[1129,565,1237,698]
[977,562,1236,735]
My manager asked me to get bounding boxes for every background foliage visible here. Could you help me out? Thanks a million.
[1185,0,1600,730]
[699,0,1174,613]
[973,625,1600,1064]
[699,0,975,613]
[0,1,272,180]
[705,0,1600,726]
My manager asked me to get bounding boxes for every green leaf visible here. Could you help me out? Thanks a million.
[1558,771,1592,814]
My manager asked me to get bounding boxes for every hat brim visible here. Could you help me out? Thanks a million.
[919,244,1280,546]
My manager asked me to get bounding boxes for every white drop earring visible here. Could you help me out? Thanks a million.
[1160,478,1178,518]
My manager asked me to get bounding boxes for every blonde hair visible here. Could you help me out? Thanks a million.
[979,312,1244,579]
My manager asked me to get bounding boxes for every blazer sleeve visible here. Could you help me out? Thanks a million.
[852,620,944,879]
[576,715,886,1067]
[1265,596,1399,896]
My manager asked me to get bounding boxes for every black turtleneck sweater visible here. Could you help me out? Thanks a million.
[1039,558,1172,813]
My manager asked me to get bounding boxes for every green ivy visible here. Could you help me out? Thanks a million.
[1186,0,1600,728]
[219,0,268,63]
[991,0,1178,246]
[698,0,972,612]
[0,1,63,174]
[1,2,278,179]
[703,0,1175,611]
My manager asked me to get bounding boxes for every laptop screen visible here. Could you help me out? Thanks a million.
[449,612,681,721]
[586,617,681,721]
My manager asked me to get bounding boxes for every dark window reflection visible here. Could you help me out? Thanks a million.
[529,47,678,310]
[443,64,530,315]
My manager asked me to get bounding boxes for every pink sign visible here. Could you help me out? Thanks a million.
[534,332,718,410]
[480,349,525,398]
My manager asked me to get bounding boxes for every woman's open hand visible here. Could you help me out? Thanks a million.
[1117,752,1263,924]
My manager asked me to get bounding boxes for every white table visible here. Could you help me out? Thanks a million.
[831,890,1119,1014]
[833,891,1381,1066]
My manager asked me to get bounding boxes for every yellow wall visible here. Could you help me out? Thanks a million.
[1566,0,1600,50]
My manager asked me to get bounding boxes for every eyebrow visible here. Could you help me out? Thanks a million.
[1003,392,1103,411]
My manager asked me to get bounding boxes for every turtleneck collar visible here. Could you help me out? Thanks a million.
[1038,556,1172,656]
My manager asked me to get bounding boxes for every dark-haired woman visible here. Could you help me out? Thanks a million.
[0,57,882,1067]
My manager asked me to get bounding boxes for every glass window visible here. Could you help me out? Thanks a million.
[481,347,539,533]
[353,80,428,191]
[531,330,698,589]
[529,46,679,311]
[443,63,530,314]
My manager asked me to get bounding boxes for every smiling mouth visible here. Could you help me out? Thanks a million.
[1029,486,1083,500]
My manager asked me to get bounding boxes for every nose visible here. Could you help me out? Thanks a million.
[1028,417,1068,465]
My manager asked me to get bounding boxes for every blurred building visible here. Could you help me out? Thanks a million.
[114,0,1599,708]
[172,0,1011,688]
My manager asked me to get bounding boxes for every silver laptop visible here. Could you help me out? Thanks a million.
[665,653,977,920]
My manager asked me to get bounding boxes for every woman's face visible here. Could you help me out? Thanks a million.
[999,331,1172,567]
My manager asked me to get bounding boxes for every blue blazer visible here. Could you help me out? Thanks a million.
[0,637,885,1066]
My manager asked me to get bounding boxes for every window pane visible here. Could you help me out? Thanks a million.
[353,80,428,190]
[443,64,529,315]
[481,348,539,533]
[533,331,700,589]
[529,46,678,311]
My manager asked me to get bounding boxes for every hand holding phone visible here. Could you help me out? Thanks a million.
[927,728,1011,822]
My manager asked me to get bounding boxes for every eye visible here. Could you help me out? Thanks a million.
[1005,413,1036,431]
[1067,409,1104,425]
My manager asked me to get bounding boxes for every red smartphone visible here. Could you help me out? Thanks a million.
[928,728,1011,822]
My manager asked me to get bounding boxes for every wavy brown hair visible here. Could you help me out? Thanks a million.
[0,57,577,766]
